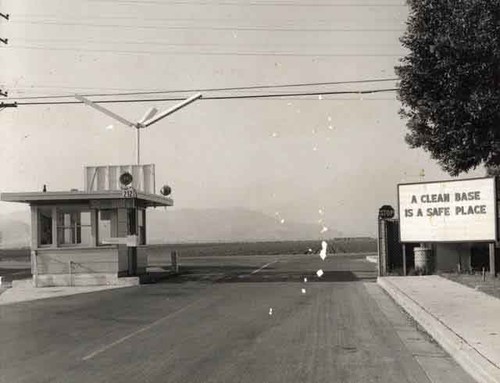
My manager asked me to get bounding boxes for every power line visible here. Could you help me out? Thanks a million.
[7,78,398,100]
[0,102,17,108]
[17,15,404,23]
[12,38,401,49]
[1,1,9,96]
[11,20,404,33]
[5,97,399,103]
[8,45,403,57]
[85,0,407,7]
[14,88,397,106]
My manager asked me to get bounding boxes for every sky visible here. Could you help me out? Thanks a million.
[0,0,485,237]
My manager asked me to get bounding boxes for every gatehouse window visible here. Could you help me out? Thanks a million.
[39,208,53,246]
[56,210,92,246]
[98,209,117,245]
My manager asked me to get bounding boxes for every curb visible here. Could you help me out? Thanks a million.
[0,283,136,306]
[0,276,12,288]
[378,277,500,383]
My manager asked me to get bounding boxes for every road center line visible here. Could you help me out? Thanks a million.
[82,298,204,361]
[250,260,278,275]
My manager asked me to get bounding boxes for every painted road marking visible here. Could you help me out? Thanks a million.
[82,298,204,361]
[84,258,279,360]
[250,260,278,275]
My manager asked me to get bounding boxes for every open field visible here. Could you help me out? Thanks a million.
[147,238,377,258]
[0,238,376,261]
[0,247,30,262]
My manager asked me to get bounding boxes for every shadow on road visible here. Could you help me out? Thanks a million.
[217,270,375,283]
[0,262,376,285]
[149,265,376,284]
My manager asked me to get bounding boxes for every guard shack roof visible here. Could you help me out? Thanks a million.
[0,190,173,207]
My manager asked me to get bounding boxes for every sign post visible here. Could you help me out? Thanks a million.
[377,205,395,276]
[490,243,496,276]
[402,244,407,276]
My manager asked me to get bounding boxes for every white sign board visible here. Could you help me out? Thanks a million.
[122,188,137,198]
[100,235,138,247]
[399,178,497,242]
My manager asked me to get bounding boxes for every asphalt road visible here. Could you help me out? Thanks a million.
[0,253,474,383]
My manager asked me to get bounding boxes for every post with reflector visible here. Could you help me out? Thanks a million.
[171,250,179,273]
[377,205,395,276]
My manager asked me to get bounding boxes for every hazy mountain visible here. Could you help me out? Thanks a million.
[146,208,342,243]
[0,210,31,248]
[0,208,343,247]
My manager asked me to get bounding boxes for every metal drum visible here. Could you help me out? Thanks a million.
[414,247,433,275]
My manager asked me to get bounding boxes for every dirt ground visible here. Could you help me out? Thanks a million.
[440,272,500,300]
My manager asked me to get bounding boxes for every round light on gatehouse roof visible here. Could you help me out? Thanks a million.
[119,172,133,186]
[378,205,395,219]
[160,185,171,196]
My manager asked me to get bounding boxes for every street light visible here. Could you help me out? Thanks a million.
[75,93,202,164]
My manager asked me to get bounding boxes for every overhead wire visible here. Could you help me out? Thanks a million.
[4,2,404,106]
[7,45,403,57]
[10,20,404,33]
[13,88,398,106]
[84,0,407,7]
[16,14,404,23]
[7,78,399,100]
[11,38,401,48]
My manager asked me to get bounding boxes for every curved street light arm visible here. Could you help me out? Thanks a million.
[75,94,136,128]
[143,93,202,128]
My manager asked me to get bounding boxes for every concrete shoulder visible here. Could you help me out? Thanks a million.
[378,276,500,383]
[0,278,138,306]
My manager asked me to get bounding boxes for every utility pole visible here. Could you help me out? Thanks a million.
[0,102,17,109]
[1,2,9,98]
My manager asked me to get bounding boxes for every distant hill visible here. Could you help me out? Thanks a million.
[0,210,30,248]
[146,208,343,243]
[0,208,344,247]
